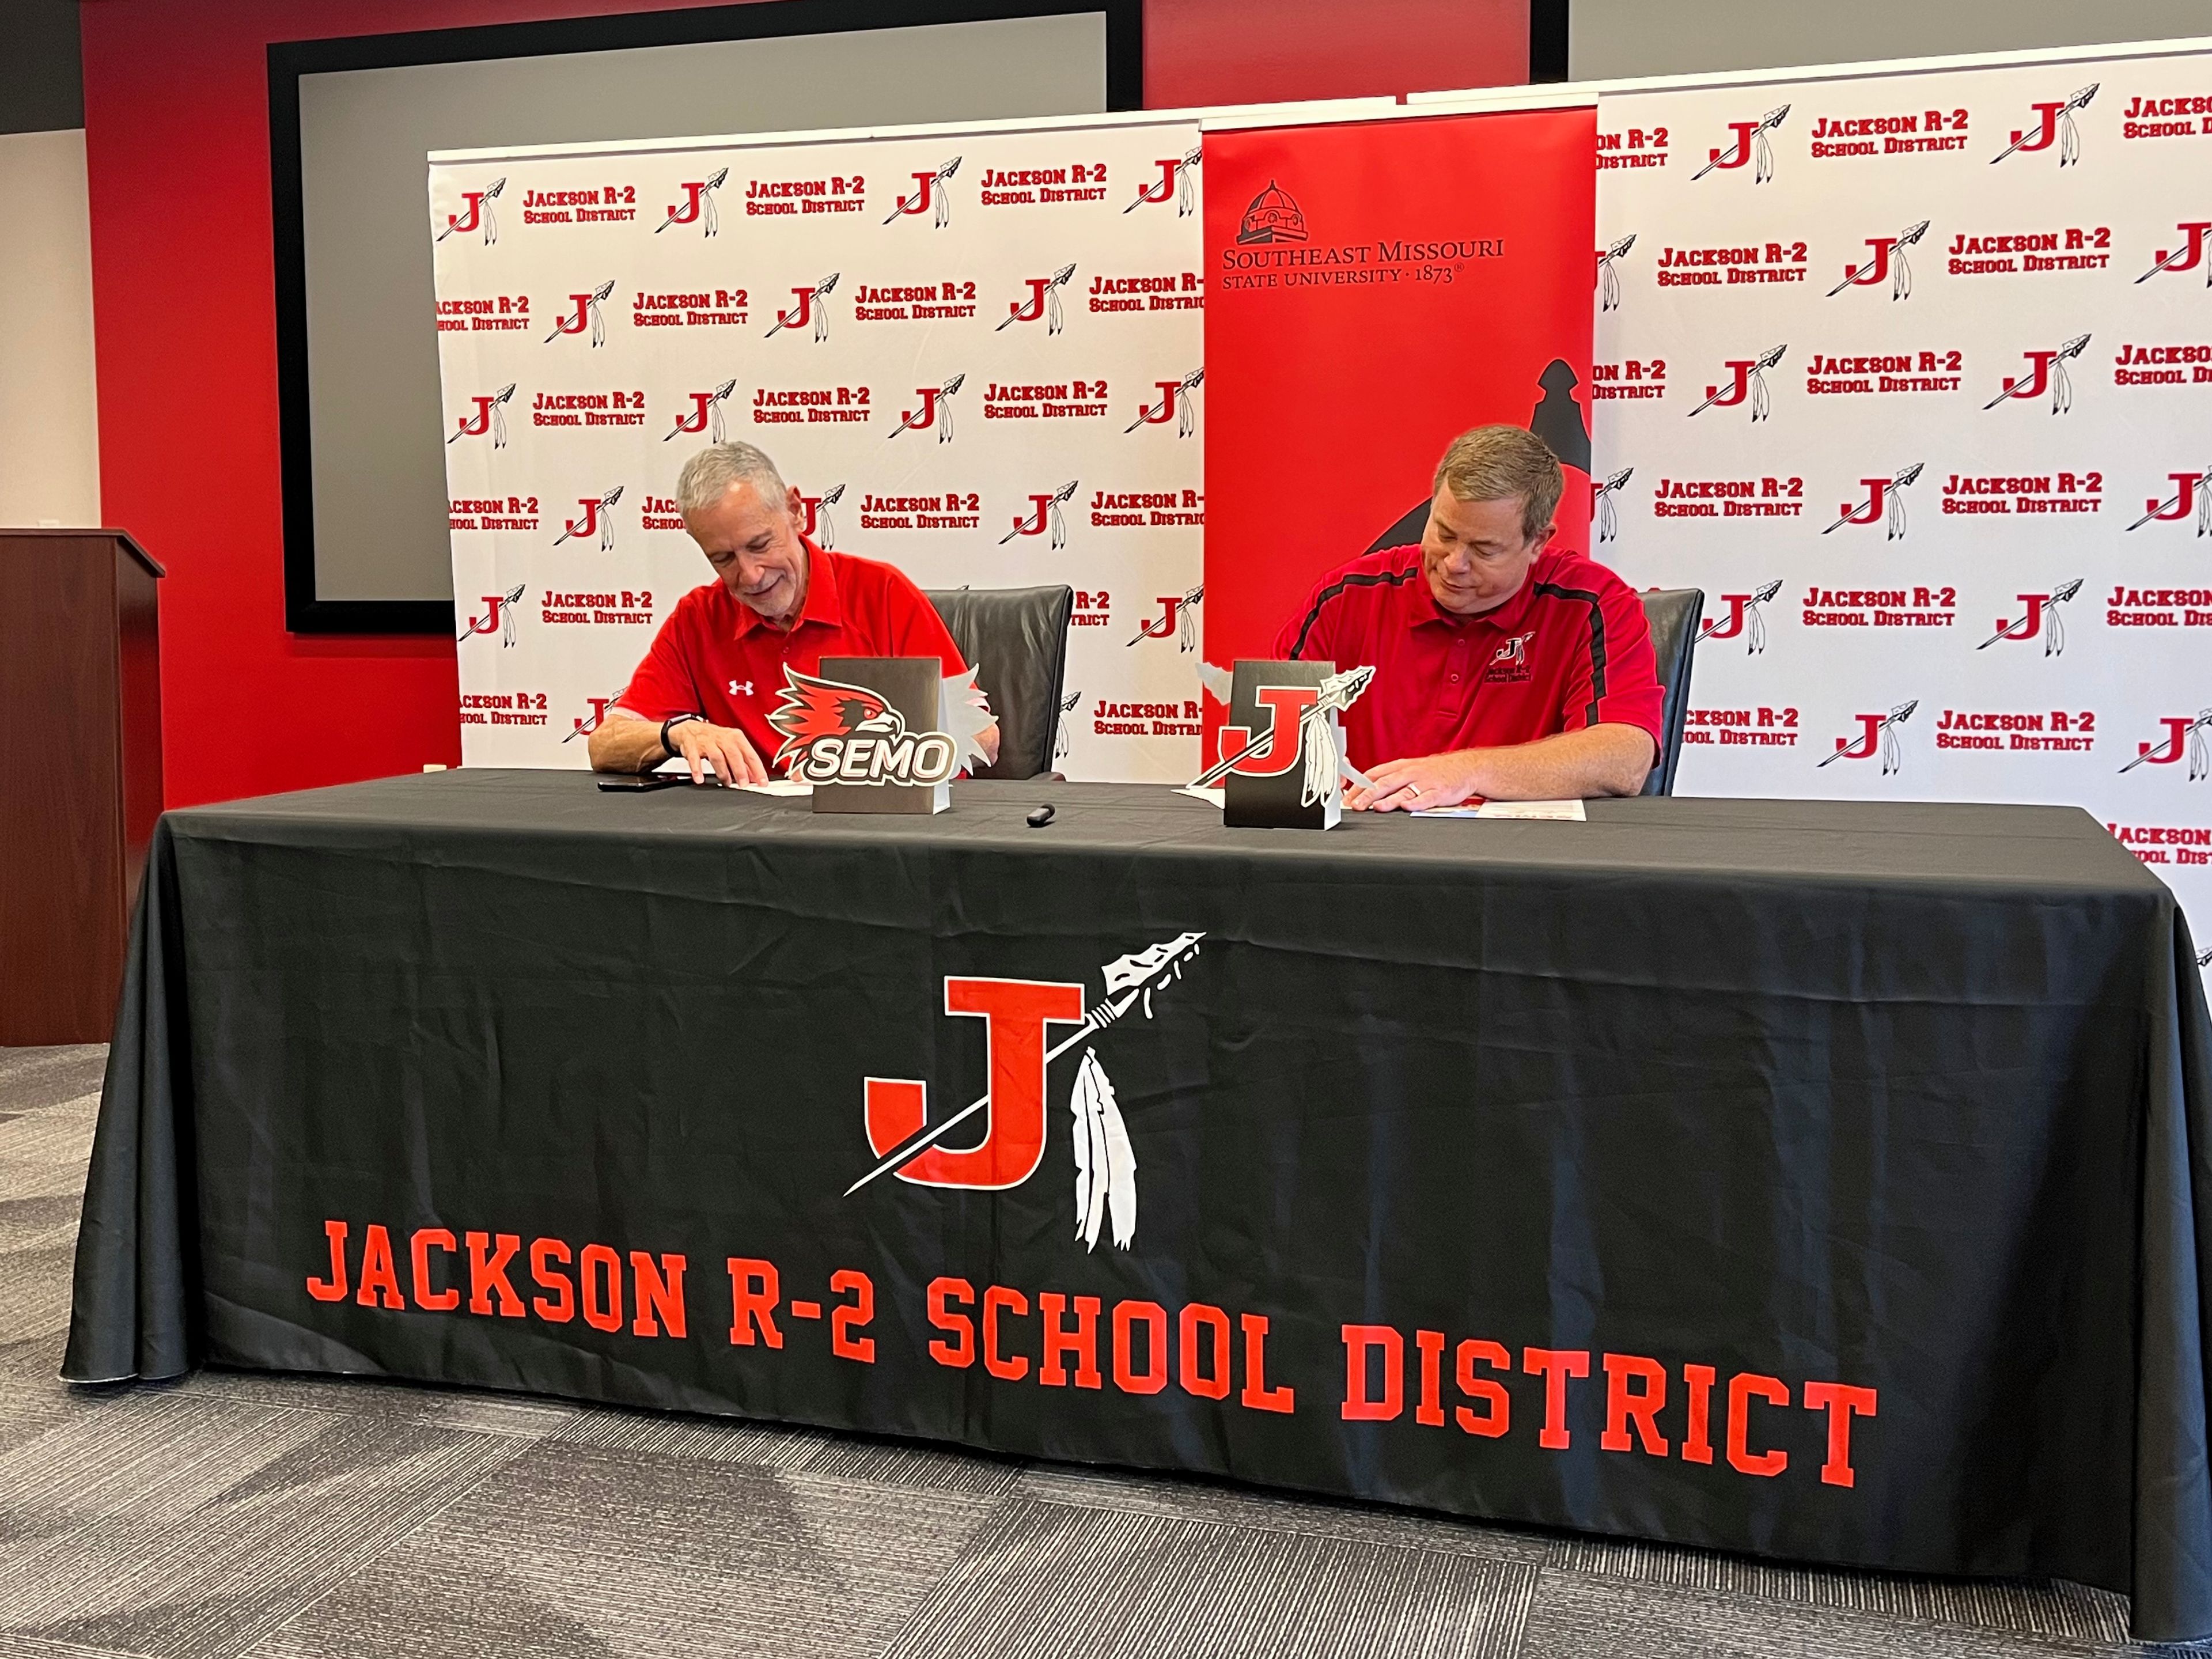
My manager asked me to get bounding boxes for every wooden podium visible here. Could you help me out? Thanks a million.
[0,530,164,1046]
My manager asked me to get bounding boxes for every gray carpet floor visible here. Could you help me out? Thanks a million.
[0,1043,2187,1657]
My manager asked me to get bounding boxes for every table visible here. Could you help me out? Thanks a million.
[63,774,2212,1640]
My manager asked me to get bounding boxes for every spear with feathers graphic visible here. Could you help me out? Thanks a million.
[436,177,503,245]
[1990,85,2097,166]
[1694,105,1790,183]
[1594,467,1633,542]
[457,584,528,647]
[1597,235,1635,312]
[447,384,514,448]
[1699,579,1783,655]
[809,483,846,547]
[889,374,964,443]
[1186,665,1380,801]
[1054,688,1080,762]
[1818,700,1917,774]
[2136,228,2212,286]
[1126,370,1206,435]
[552,487,623,551]
[2127,468,2212,534]
[999,480,1080,546]
[542,280,616,347]
[1124,147,1203,216]
[1983,334,2089,412]
[1977,578,2081,654]
[1827,221,1929,300]
[997,263,1078,335]
[765,273,839,343]
[885,157,961,227]
[655,167,726,235]
[1824,463,1923,538]
[843,933,1208,1236]
[661,379,737,444]
[1688,344,1786,421]
[2119,710,2212,780]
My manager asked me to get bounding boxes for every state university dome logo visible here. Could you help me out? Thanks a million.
[1237,180,1306,245]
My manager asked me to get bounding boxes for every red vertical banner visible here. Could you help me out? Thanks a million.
[1202,110,1598,737]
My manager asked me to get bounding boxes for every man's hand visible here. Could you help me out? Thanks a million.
[1349,751,1484,812]
[669,719,769,787]
[1349,725,1655,809]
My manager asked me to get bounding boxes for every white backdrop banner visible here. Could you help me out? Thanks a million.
[430,115,1206,780]
[1593,47,2212,975]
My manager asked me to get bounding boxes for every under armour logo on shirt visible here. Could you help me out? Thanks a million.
[729,680,754,696]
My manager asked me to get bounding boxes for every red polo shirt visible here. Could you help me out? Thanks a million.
[1274,544,1664,771]
[617,539,967,769]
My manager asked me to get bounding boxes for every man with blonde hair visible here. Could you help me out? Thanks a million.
[590,441,995,782]
[1274,424,1662,806]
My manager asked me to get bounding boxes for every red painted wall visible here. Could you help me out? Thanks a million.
[79,0,1527,808]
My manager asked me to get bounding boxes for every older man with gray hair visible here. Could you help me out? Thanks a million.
[1275,423,1663,806]
[590,441,995,782]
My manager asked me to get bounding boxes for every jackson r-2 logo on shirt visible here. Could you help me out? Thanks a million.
[1488,632,1536,684]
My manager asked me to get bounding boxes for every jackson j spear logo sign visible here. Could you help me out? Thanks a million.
[1696,105,1789,183]
[448,385,514,448]
[2137,222,2212,285]
[2130,467,2212,535]
[436,177,503,244]
[1825,464,1922,539]
[885,157,960,227]
[655,167,726,236]
[767,274,840,342]
[664,380,736,442]
[457,584,526,647]
[1002,481,1079,547]
[1829,222,1928,301]
[1978,579,2083,655]
[1698,581,1782,653]
[997,264,1077,334]
[844,934,1207,1256]
[1820,702,1916,775]
[1985,335,2089,412]
[1991,84,2096,166]
[1123,147,1200,215]
[1690,346,1785,421]
[2120,711,2212,779]
[543,281,616,347]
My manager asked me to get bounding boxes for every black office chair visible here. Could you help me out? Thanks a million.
[925,586,1074,781]
[1638,587,1703,797]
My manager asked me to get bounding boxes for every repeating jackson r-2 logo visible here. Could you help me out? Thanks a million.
[1698,580,1782,654]
[436,177,504,245]
[1825,464,1922,539]
[2120,711,2212,780]
[1696,105,1789,184]
[1820,701,1917,775]
[656,168,727,236]
[845,934,1209,1255]
[1978,579,2084,655]
[1991,84,2097,167]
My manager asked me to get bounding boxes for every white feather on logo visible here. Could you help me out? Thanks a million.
[1070,1047,1137,1251]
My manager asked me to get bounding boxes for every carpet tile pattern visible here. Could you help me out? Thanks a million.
[0,1044,2188,1657]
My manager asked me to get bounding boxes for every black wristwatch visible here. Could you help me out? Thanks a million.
[658,712,704,759]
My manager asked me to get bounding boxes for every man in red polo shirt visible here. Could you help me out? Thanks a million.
[1276,424,1662,807]
[589,442,996,783]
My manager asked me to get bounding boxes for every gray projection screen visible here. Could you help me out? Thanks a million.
[271,5,1131,631]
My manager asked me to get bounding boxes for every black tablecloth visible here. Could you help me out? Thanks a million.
[63,774,2212,1639]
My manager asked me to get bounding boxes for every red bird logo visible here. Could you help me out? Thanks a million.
[768,668,905,768]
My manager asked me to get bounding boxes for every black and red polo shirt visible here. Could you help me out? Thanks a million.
[616,539,967,769]
[1273,544,1665,771]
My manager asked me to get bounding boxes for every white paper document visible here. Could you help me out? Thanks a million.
[1409,798,1586,821]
